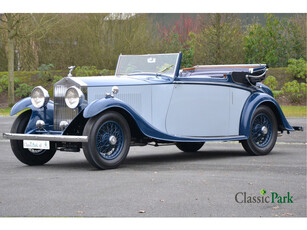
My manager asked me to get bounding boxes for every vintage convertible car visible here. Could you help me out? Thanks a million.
[3,53,303,169]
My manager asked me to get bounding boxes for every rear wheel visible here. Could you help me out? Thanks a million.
[175,142,204,152]
[10,110,56,165]
[82,111,131,170]
[241,106,277,155]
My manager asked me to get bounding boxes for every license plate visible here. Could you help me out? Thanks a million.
[23,140,50,150]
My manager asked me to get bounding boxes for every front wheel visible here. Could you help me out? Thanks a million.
[82,111,131,170]
[175,142,204,152]
[10,110,56,166]
[241,106,278,155]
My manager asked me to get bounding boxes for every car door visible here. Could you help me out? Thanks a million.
[165,83,231,137]
[165,81,251,137]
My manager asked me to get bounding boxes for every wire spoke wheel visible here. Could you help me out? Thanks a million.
[241,106,277,156]
[251,113,272,148]
[82,111,131,170]
[96,121,124,160]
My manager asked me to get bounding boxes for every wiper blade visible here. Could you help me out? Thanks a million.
[158,64,174,74]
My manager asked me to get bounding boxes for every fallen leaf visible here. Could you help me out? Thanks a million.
[281,213,293,216]
[77,210,84,214]
[272,206,279,210]
[138,210,146,213]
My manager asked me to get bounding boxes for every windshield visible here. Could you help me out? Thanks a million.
[115,53,180,77]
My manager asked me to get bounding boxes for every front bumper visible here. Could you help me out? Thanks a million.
[3,133,88,143]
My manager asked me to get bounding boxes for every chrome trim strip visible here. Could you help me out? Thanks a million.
[3,133,88,142]
[194,64,266,68]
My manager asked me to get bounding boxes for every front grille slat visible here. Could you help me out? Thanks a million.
[53,81,80,131]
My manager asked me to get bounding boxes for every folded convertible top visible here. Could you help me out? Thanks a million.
[182,64,267,74]
[181,64,268,85]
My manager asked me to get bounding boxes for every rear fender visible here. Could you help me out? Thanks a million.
[239,93,294,138]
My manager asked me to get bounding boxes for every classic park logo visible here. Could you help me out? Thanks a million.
[235,189,294,204]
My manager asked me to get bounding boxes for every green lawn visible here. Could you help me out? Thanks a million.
[0,108,11,116]
[280,106,307,117]
[1,106,306,117]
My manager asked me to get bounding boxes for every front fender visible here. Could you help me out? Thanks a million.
[83,97,127,119]
[10,97,32,116]
[239,93,294,137]
[10,97,54,133]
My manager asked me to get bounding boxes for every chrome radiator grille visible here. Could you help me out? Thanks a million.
[54,84,79,131]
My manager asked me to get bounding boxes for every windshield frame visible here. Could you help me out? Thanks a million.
[115,53,182,78]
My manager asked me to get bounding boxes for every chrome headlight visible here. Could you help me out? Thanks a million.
[65,86,83,109]
[31,86,49,108]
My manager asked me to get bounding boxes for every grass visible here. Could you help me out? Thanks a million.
[280,106,307,117]
[0,108,11,116]
[0,106,306,117]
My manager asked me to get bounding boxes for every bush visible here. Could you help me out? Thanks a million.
[99,69,112,76]
[38,64,54,79]
[286,58,307,81]
[53,75,63,84]
[15,83,33,98]
[75,66,99,76]
[0,75,21,91]
[281,80,306,103]
[272,90,283,98]
[263,75,278,91]
[38,63,54,72]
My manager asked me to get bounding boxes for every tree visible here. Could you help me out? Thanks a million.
[244,14,306,67]
[0,13,59,105]
[36,13,160,71]
[193,14,244,65]
[287,15,307,61]
[157,14,199,67]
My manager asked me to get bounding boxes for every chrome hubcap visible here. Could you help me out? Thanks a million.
[261,126,268,135]
[109,135,117,145]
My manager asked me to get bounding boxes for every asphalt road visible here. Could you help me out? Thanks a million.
[0,116,306,217]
